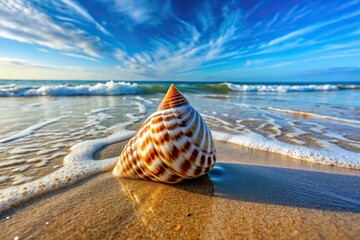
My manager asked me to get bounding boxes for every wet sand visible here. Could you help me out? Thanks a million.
[1,140,360,239]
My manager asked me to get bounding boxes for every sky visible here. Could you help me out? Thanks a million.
[0,0,359,82]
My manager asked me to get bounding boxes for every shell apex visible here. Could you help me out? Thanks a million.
[157,84,189,111]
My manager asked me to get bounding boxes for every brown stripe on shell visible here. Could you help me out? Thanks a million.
[157,84,189,111]
[112,84,216,184]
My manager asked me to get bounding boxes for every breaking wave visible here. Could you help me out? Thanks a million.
[0,81,359,97]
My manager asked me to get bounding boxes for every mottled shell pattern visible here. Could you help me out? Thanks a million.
[112,84,216,183]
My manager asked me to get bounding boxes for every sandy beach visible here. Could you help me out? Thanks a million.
[1,138,359,239]
[1,0,360,238]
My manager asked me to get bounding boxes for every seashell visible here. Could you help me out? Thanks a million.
[113,84,216,183]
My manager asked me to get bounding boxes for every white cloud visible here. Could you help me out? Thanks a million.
[253,61,295,70]
[61,52,98,61]
[59,0,110,35]
[265,9,360,47]
[0,1,106,57]
[267,26,317,47]
[324,41,360,50]
[0,57,29,64]
[0,57,141,80]
[37,48,49,53]
[245,59,268,67]
[114,48,128,61]
[112,5,242,79]
[111,0,171,24]
[0,57,57,69]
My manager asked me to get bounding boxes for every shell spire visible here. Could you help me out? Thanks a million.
[113,84,216,184]
[157,84,189,111]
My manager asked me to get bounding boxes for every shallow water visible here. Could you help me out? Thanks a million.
[0,95,152,189]
[0,81,359,212]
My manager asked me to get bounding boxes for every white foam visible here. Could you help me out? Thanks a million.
[12,175,33,185]
[0,176,10,184]
[26,157,43,163]
[0,120,137,213]
[0,81,139,96]
[8,155,24,160]
[212,130,360,169]
[0,160,25,167]
[268,107,360,125]
[90,107,111,114]
[49,152,68,159]
[135,96,153,104]
[0,82,359,97]
[12,165,30,173]
[10,148,42,154]
[0,116,66,143]
[135,102,146,114]
[37,148,60,155]
[226,83,347,92]
[52,143,68,148]
[35,160,50,167]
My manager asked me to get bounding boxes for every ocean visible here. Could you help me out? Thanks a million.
[0,80,359,212]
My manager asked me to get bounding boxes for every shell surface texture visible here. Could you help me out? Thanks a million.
[113,84,216,184]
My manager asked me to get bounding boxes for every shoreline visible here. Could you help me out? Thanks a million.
[1,140,359,239]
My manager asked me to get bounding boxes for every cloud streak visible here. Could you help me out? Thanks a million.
[114,2,243,78]
[59,0,110,35]
[0,0,107,57]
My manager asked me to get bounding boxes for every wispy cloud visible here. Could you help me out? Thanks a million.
[37,48,49,53]
[0,0,359,81]
[0,57,57,69]
[0,1,106,57]
[259,6,360,50]
[59,0,110,35]
[253,61,296,70]
[266,26,317,47]
[245,59,268,67]
[323,41,360,50]
[61,52,98,61]
[109,0,172,25]
[114,2,243,78]
[0,56,133,80]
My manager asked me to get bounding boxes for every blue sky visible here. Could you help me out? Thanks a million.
[0,0,359,82]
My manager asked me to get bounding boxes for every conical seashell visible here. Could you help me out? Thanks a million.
[113,84,216,183]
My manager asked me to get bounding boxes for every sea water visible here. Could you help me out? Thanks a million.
[0,80,359,212]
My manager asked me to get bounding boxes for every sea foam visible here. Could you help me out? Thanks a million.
[0,116,66,143]
[0,121,137,213]
[225,83,356,92]
[268,107,360,125]
[0,81,358,97]
[212,130,360,169]
[0,81,139,97]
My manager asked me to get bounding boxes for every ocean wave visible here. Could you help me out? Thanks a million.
[225,83,359,92]
[0,81,359,97]
[0,81,141,97]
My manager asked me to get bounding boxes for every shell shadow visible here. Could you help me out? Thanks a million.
[117,163,360,213]
[197,163,360,213]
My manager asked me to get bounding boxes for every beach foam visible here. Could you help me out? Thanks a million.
[0,116,66,143]
[0,121,137,213]
[0,81,139,97]
[225,83,357,92]
[0,81,359,96]
[268,107,360,125]
[0,95,151,213]
[212,130,360,169]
